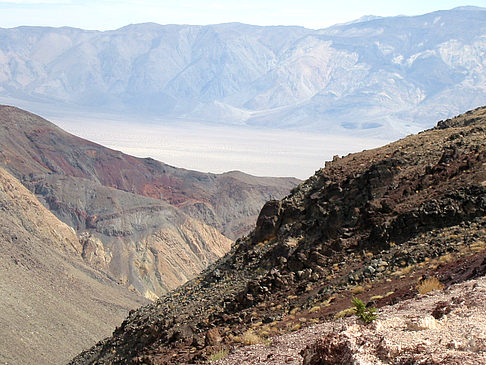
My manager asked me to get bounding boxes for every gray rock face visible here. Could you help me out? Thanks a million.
[1,7,486,138]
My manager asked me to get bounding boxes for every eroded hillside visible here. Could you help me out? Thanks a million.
[0,166,148,365]
[0,105,298,297]
[71,106,486,364]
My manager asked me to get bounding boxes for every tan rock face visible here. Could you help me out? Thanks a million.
[116,215,232,297]
[0,166,81,255]
[80,233,111,270]
[0,167,147,365]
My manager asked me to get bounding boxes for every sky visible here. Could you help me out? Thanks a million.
[0,0,485,30]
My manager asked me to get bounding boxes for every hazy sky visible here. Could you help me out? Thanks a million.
[0,0,485,30]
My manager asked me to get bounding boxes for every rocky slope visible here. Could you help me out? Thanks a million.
[0,166,148,365]
[71,106,486,364]
[1,7,486,137]
[0,105,297,297]
[216,274,486,364]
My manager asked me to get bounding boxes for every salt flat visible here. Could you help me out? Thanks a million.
[0,97,390,178]
[48,112,387,179]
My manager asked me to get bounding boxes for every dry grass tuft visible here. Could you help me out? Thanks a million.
[289,322,301,331]
[351,286,365,294]
[239,330,264,345]
[207,348,228,362]
[370,295,384,301]
[417,277,444,294]
[334,307,355,319]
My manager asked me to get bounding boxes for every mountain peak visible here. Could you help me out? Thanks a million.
[451,5,486,11]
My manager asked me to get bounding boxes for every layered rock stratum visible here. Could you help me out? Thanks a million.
[0,105,298,297]
[0,166,148,365]
[70,106,486,364]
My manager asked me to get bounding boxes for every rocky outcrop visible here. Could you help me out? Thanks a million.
[70,107,486,364]
[214,275,486,364]
[0,167,147,365]
[253,200,282,243]
[300,277,486,365]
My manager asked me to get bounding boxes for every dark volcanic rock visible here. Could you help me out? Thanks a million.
[254,200,282,243]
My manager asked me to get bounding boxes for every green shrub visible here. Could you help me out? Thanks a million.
[352,297,377,324]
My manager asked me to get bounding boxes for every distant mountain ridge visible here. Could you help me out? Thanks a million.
[1,7,486,138]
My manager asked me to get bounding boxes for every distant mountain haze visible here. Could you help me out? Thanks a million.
[0,7,485,139]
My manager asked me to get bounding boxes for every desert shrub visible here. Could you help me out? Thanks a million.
[239,330,263,345]
[417,277,444,294]
[352,297,377,324]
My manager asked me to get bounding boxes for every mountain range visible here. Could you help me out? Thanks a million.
[1,7,486,138]
[0,105,298,299]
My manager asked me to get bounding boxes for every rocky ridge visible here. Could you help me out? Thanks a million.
[0,105,298,297]
[70,106,486,364]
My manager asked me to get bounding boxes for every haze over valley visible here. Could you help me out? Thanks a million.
[1,6,486,177]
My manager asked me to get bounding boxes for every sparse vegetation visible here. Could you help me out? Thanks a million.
[334,307,355,319]
[352,297,377,324]
[239,330,264,345]
[417,277,444,294]
[351,285,365,294]
[370,295,384,301]
[288,322,301,331]
[207,348,228,362]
